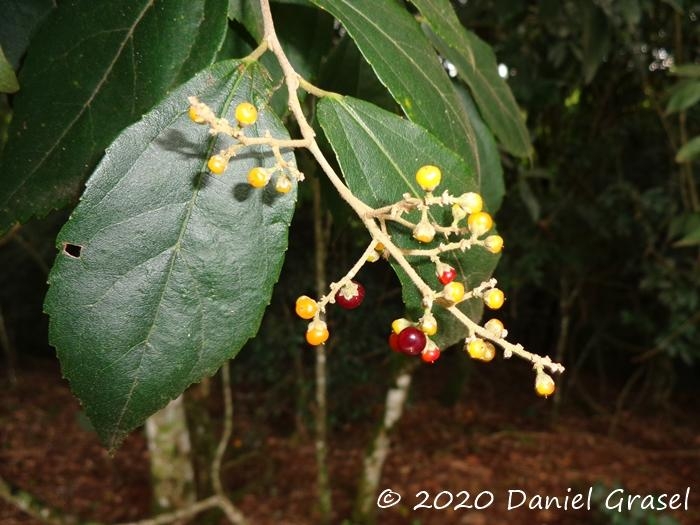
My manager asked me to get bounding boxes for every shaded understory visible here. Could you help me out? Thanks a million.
[1,358,698,525]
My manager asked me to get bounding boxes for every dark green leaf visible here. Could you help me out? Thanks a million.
[0,0,229,235]
[669,213,700,246]
[318,96,498,348]
[618,0,641,27]
[0,47,19,94]
[319,36,397,112]
[45,60,297,448]
[581,3,610,83]
[310,0,502,210]
[666,80,700,114]
[228,0,264,41]
[660,0,684,13]
[412,0,531,158]
[0,0,55,69]
[675,136,700,163]
[670,64,700,78]
[455,87,504,209]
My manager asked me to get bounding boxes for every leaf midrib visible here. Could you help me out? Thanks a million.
[322,0,481,181]
[109,65,249,445]
[1,0,155,208]
[416,0,529,151]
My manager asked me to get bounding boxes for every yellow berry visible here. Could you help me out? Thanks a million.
[415,165,442,192]
[443,281,465,303]
[413,222,436,243]
[451,203,467,222]
[484,235,504,254]
[535,373,556,397]
[482,342,496,362]
[275,175,293,194]
[207,154,228,175]
[467,211,493,237]
[247,167,269,188]
[466,339,487,360]
[458,192,483,214]
[306,322,330,346]
[295,295,318,320]
[366,250,380,263]
[419,314,438,336]
[188,106,205,124]
[483,288,505,310]
[484,318,505,338]
[391,318,411,335]
[235,102,258,126]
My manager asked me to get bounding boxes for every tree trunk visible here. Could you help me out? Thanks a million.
[353,361,417,523]
[145,395,196,514]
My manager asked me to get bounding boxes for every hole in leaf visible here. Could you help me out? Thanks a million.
[63,243,83,258]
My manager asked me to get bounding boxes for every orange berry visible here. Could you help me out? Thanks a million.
[207,154,227,175]
[247,167,269,188]
[295,296,318,320]
[306,321,329,346]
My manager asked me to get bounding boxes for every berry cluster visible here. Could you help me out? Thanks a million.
[295,280,367,346]
[188,97,302,193]
[187,98,564,397]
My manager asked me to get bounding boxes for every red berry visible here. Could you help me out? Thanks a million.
[397,327,427,356]
[335,280,365,309]
[421,347,441,363]
[438,266,457,285]
[389,333,400,352]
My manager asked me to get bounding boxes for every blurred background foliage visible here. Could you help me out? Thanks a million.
[1,0,698,435]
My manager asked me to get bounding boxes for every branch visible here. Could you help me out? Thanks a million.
[213,364,249,525]
[255,0,564,379]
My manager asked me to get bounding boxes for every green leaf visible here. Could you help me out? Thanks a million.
[618,0,641,27]
[317,96,498,348]
[45,60,297,449]
[310,0,503,210]
[411,0,531,158]
[660,0,684,14]
[675,136,700,162]
[0,0,229,235]
[228,0,264,41]
[581,3,610,84]
[455,87,504,209]
[669,212,700,247]
[666,80,700,114]
[670,64,700,78]
[0,0,55,68]
[0,47,19,94]
[319,36,398,112]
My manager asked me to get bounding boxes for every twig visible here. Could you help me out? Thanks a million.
[213,364,248,525]
[255,0,563,377]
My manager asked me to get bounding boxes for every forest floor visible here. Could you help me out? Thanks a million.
[1,358,698,525]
